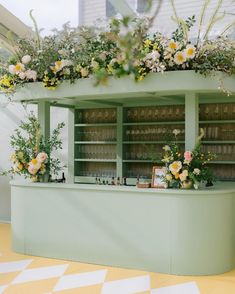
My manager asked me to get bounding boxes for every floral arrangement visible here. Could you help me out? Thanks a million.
[162,129,216,189]
[3,114,65,182]
[0,0,234,94]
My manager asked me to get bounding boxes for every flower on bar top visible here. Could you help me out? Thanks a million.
[161,128,216,189]
[0,11,234,94]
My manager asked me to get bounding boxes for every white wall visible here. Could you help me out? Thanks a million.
[0,103,68,222]
[82,0,235,38]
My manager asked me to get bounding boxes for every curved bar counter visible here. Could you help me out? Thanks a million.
[11,181,235,275]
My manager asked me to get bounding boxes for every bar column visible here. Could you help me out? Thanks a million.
[116,106,123,180]
[185,92,199,150]
[38,101,50,141]
[67,108,75,183]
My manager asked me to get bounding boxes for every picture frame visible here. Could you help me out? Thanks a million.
[152,166,167,188]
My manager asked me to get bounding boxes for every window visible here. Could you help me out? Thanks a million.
[137,0,152,13]
[106,0,117,17]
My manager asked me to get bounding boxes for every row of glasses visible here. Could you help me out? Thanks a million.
[78,170,117,178]
[124,163,153,178]
[125,144,163,160]
[200,103,235,121]
[125,126,185,141]
[212,164,235,180]
[78,145,116,160]
[77,108,117,124]
[125,105,184,123]
[201,124,235,141]
[202,144,235,161]
[77,127,117,141]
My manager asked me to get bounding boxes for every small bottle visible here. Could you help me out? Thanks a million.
[136,175,140,186]
[117,177,120,186]
[62,172,66,183]
[111,177,115,185]
[95,177,98,184]
[98,178,101,185]
[106,180,109,185]
[102,179,105,185]
[123,177,127,186]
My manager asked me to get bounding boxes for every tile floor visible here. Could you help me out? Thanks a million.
[0,223,235,293]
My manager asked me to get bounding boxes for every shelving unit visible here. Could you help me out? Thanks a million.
[73,102,235,184]
[199,102,235,180]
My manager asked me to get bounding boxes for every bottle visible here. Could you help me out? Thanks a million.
[117,177,120,186]
[111,177,115,185]
[62,172,66,183]
[123,177,127,186]
[136,175,140,186]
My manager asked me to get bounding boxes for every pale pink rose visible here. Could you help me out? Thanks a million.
[184,151,192,162]
[25,70,37,81]
[8,64,16,75]
[21,55,31,64]
[36,152,48,163]
[28,164,38,175]
[19,72,26,80]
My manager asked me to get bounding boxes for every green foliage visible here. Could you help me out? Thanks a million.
[3,113,65,182]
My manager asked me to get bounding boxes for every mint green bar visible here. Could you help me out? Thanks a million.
[11,181,235,275]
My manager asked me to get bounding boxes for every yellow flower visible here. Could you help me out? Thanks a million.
[31,158,38,165]
[18,163,23,171]
[168,40,178,51]
[166,174,173,181]
[10,153,16,162]
[169,161,182,174]
[174,172,180,179]
[174,51,186,65]
[144,39,152,47]
[17,151,24,160]
[80,67,89,77]
[14,63,25,73]
[185,45,196,59]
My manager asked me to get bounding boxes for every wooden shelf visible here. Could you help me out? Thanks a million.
[123,121,184,126]
[75,123,117,127]
[75,141,117,144]
[123,141,185,144]
[74,159,117,162]
[209,161,235,164]
[200,120,235,124]
[123,160,157,163]
[203,141,235,144]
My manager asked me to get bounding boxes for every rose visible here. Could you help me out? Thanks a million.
[193,168,201,175]
[21,55,31,64]
[36,152,48,163]
[25,70,37,81]
[28,164,38,175]
[169,161,182,174]
[184,151,192,162]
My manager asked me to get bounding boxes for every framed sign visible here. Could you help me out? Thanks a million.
[152,166,167,188]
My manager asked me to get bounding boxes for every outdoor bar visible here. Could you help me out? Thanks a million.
[10,71,235,275]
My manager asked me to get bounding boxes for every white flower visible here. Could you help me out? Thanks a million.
[14,63,25,74]
[166,174,173,181]
[168,40,178,52]
[174,51,186,65]
[184,45,196,59]
[80,67,89,77]
[21,55,31,64]
[194,183,199,189]
[25,70,37,81]
[163,145,171,151]
[61,59,73,67]
[36,152,48,163]
[169,161,182,174]
[19,72,26,80]
[193,168,201,175]
[173,129,181,136]
[8,64,16,75]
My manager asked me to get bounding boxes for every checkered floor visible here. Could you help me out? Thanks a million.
[1,224,235,293]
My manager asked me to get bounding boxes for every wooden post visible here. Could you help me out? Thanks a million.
[67,108,75,184]
[38,101,50,142]
[185,93,199,150]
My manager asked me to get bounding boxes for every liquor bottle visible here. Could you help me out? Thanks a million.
[123,177,127,186]
[117,177,120,186]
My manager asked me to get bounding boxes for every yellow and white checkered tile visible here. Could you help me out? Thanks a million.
[1,223,235,294]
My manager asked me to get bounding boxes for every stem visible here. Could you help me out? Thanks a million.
[29,9,41,50]
[197,0,211,46]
